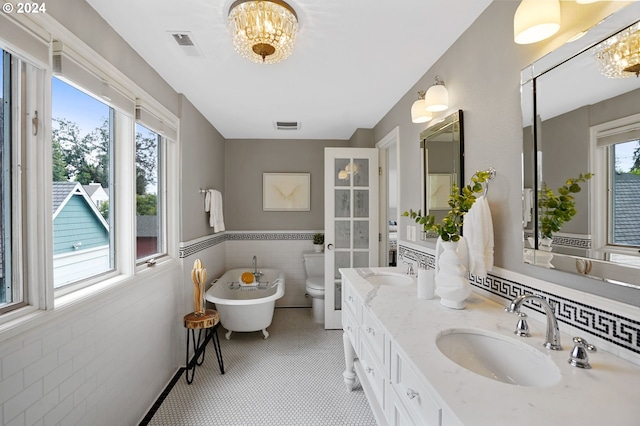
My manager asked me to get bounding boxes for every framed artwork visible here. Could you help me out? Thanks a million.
[427,174,453,210]
[263,173,311,211]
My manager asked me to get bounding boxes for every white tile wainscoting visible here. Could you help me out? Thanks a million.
[180,231,321,308]
[399,243,640,365]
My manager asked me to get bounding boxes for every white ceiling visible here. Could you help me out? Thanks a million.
[85,0,493,140]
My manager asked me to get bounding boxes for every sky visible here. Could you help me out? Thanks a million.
[52,77,110,138]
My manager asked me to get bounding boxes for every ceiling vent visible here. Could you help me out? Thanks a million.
[170,32,201,57]
[274,121,301,130]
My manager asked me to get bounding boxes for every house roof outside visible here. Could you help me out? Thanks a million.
[613,173,640,246]
[52,182,109,230]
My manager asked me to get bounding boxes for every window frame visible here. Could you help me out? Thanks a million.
[591,113,640,262]
[0,12,180,323]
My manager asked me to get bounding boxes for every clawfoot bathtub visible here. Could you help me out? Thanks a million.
[205,268,285,339]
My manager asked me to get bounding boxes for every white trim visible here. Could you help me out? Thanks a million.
[376,126,400,267]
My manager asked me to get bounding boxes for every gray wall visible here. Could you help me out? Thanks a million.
[224,139,350,230]
[48,0,178,117]
[373,1,639,304]
[179,95,226,242]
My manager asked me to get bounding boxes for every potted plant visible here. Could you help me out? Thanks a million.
[312,232,324,252]
[403,169,493,241]
[403,169,493,309]
[537,172,593,248]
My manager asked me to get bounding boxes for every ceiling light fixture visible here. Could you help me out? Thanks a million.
[411,91,433,123]
[513,0,561,45]
[594,21,640,78]
[228,0,298,64]
[424,76,449,112]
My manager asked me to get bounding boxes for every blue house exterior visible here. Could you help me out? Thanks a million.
[53,182,109,254]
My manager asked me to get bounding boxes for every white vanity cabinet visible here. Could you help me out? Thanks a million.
[342,273,446,426]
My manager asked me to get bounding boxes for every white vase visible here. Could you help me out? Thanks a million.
[313,244,323,253]
[435,240,472,309]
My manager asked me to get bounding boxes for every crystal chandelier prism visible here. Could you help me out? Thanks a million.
[595,21,640,78]
[228,0,298,64]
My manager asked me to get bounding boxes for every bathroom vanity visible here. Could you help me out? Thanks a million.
[340,267,640,426]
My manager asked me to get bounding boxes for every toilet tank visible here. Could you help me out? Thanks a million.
[303,252,325,277]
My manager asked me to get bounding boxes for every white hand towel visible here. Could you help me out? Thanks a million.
[204,189,226,232]
[462,195,494,278]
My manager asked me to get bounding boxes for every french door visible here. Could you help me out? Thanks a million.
[324,148,379,329]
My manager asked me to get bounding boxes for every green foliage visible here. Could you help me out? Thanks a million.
[312,233,324,245]
[402,169,493,242]
[136,193,158,216]
[538,172,593,239]
[98,200,109,219]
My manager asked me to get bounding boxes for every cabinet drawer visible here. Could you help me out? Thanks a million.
[391,349,441,426]
[343,280,361,321]
[362,306,386,366]
[342,307,358,349]
[359,335,386,410]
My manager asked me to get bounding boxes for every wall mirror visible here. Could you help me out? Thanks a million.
[521,2,640,288]
[420,109,464,241]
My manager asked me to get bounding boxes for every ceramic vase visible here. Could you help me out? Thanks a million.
[435,240,472,309]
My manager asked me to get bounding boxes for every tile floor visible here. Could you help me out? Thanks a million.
[141,308,376,426]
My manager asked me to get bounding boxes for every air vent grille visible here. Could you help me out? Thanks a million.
[170,32,201,56]
[172,33,194,46]
[274,121,301,130]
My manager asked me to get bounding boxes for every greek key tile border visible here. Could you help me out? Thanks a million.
[399,244,640,355]
[398,245,436,270]
[522,231,591,249]
[179,233,226,258]
[226,232,312,241]
[179,232,314,258]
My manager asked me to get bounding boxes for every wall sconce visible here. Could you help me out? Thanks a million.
[338,163,358,180]
[411,91,433,123]
[513,0,561,45]
[424,76,449,112]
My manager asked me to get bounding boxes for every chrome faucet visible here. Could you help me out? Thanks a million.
[403,261,415,276]
[252,255,263,282]
[505,294,562,350]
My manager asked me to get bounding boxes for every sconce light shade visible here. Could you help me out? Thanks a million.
[411,91,432,123]
[514,0,561,45]
[425,76,449,112]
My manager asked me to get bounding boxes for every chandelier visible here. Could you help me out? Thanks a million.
[228,0,298,64]
[594,21,640,78]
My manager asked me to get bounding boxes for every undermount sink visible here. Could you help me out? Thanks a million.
[362,271,413,286]
[436,329,561,387]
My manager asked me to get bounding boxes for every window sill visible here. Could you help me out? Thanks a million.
[0,256,179,344]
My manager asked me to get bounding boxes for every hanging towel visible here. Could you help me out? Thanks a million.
[204,189,226,232]
[523,188,533,226]
[462,195,494,278]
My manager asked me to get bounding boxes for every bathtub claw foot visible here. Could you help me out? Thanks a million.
[225,330,232,340]
[262,329,269,339]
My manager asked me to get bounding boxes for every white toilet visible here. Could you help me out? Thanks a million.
[303,251,325,324]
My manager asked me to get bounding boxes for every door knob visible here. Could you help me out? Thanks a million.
[327,244,334,250]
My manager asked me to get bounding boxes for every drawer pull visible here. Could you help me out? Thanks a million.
[366,327,374,334]
[347,326,352,331]
[406,389,419,400]
[348,296,354,301]
[366,367,374,374]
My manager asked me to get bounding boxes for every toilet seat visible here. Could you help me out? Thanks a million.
[306,276,324,291]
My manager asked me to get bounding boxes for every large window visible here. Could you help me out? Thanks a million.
[135,123,163,261]
[608,139,640,266]
[1,49,12,308]
[51,77,114,289]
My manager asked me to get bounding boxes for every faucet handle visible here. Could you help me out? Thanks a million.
[514,312,531,337]
[568,336,597,369]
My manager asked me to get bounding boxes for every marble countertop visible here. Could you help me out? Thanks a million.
[341,267,640,426]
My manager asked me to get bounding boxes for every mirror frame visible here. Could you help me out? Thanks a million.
[521,3,640,289]
[420,109,464,239]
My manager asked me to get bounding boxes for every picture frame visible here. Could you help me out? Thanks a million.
[427,174,453,210]
[263,173,311,211]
